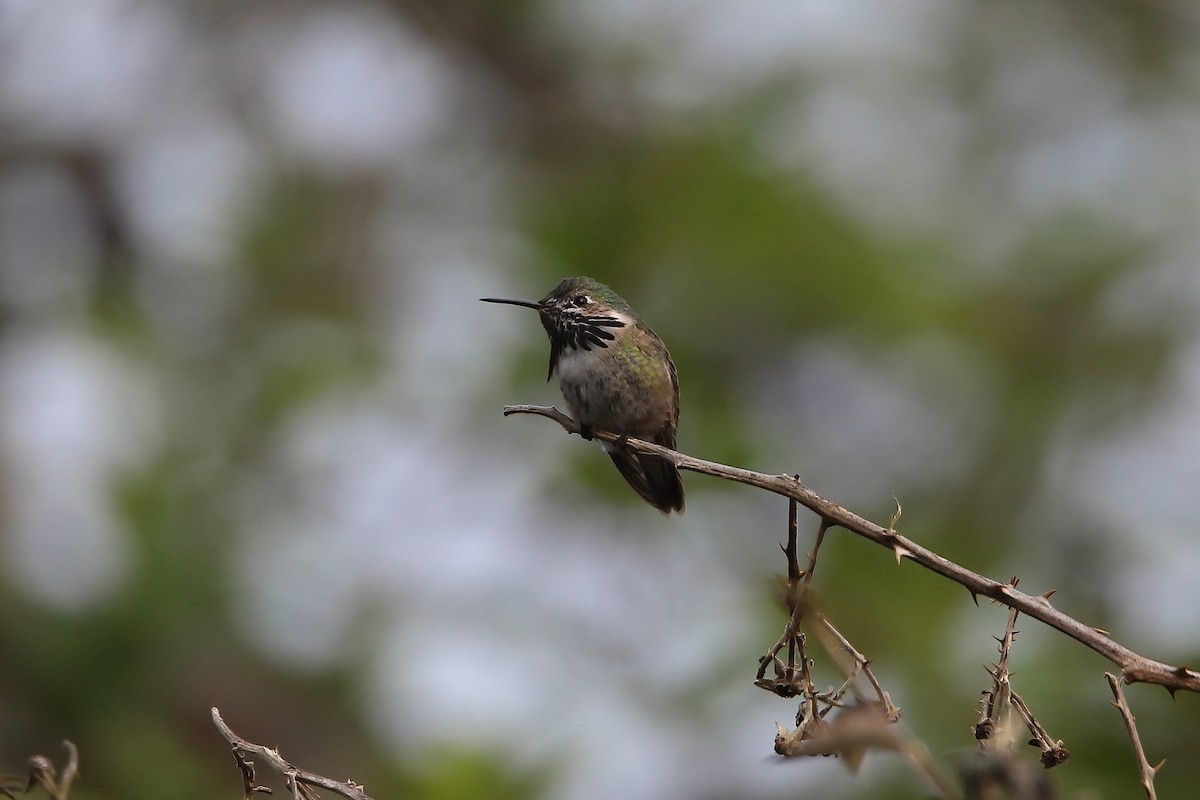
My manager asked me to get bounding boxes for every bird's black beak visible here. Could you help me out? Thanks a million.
[479,297,543,310]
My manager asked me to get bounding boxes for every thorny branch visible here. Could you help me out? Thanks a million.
[1106,673,1163,800]
[752,498,949,793]
[758,495,909,777]
[753,496,819,703]
[211,708,373,800]
[975,596,1068,769]
[755,520,815,700]
[502,404,1200,696]
[755,516,895,724]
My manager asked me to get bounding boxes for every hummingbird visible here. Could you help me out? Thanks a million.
[481,276,684,514]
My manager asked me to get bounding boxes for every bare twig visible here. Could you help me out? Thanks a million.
[2,742,77,800]
[811,614,900,722]
[502,404,1200,695]
[755,495,816,700]
[211,708,373,800]
[974,593,1068,768]
[787,483,804,585]
[801,517,828,591]
[977,601,1020,750]
[759,493,902,772]
[995,603,1019,687]
[1010,692,1068,768]
[1106,673,1163,800]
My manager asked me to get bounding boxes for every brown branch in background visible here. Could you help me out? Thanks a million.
[1011,693,1068,769]
[211,708,373,800]
[756,494,904,781]
[811,614,901,723]
[501,404,1200,696]
[975,593,1068,769]
[1106,673,1164,800]
[0,742,77,800]
[801,514,827,590]
[774,707,960,799]
[754,495,819,709]
[976,599,1019,750]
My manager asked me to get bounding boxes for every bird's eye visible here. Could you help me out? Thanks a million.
[573,295,589,307]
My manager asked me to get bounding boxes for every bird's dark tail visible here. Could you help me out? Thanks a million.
[609,449,685,514]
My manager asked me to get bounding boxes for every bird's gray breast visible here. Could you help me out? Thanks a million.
[556,345,651,436]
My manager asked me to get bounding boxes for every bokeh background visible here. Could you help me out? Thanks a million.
[2,0,1199,798]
